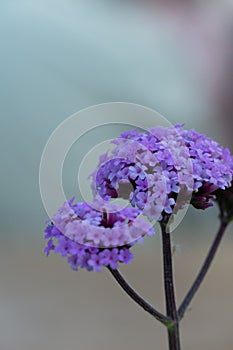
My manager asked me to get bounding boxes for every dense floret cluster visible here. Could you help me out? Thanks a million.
[44,197,154,271]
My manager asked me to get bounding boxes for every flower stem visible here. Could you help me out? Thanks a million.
[108,267,170,325]
[161,222,181,350]
[178,219,228,320]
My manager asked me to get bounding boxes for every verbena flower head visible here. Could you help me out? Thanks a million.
[44,197,154,271]
[44,124,233,271]
[92,125,233,213]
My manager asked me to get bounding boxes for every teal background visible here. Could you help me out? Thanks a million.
[0,1,233,349]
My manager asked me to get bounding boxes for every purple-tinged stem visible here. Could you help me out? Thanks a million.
[178,219,228,320]
[108,267,171,325]
[161,222,181,350]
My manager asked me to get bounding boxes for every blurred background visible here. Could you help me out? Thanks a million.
[0,0,233,349]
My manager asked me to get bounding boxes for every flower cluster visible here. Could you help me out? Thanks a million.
[44,124,233,271]
[92,125,233,212]
[44,197,154,271]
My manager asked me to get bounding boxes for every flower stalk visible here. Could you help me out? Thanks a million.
[108,267,171,325]
[161,221,181,350]
[178,217,228,320]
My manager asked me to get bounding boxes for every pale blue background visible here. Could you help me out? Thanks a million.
[0,0,218,239]
[0,2,233,350]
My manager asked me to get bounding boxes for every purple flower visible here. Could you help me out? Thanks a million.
[68,255,79,271]
[44,196,155,272]
[118,249,134,264]
[99,248,119,269]
[91,125,233,216]
[88,254,103,272]
[44,238,55,256]
[164,198,176,214]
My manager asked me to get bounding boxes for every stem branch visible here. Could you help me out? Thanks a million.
[178,219,228,320]
[108,267,170,325]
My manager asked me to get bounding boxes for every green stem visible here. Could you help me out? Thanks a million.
[167,323,180,350]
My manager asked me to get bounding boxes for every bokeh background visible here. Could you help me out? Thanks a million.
[1,1,233,349]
